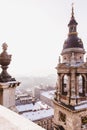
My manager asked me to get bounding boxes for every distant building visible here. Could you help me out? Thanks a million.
[53,5,87,130]
[16,101,54,130]
[40,90,55,107]
[34,86,45,99]
[35,85,55,100]
[15,89,33,105]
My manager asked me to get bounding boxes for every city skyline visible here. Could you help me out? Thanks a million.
[0,0,87,76]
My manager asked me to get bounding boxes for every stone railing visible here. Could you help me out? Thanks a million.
[0,105,45,130]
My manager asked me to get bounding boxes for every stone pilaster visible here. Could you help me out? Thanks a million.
[0,81,20,112]
[67,75,71,104]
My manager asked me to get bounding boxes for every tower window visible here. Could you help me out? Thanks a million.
[59,111,66,123]
[62,75,68,95]
[78,75,85,96]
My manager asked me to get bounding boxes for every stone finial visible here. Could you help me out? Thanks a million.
[2,42,8,51]
[0,43,15,82]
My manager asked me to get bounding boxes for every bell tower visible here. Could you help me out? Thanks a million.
[53,4,87,130]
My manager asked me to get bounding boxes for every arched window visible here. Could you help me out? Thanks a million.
[78,75,82,93]
[78,75,85,96]
[62,75,68,95]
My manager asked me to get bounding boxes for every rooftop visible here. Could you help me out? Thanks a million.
[22,108,54,121]
[16,101,54,121]
[75,101,87,110]
[16,101,50,112]
[41,90,55,99]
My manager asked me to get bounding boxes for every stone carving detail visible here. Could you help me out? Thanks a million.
[0,43,15,82]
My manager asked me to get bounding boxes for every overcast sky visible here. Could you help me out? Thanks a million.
[0,0,87,77]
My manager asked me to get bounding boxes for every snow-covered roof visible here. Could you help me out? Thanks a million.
[75,102,87,110]
[41,90,55,99]
[16,101,51,112]
[22,108,54,121]
[16,103,35,112]
[16,101,54,121]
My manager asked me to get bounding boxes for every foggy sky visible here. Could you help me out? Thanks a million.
[0,0,87,76]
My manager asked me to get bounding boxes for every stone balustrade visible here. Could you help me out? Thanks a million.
[0,105,45,130]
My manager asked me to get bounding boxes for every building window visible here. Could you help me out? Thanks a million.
[59,111,66,124]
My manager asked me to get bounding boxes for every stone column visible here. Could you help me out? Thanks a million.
[71,70,76,97]
[54,74,60,102]
[70,69,77,106]
[75,75,79,104]
[84,76,86,96]
[86,78,87,94]
[76,76,79,97]
[56,74,61,102]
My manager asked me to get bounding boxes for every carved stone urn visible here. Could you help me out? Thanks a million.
[0,43,15,82]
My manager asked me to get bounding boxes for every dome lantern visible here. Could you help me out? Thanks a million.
[61,4,85,64]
